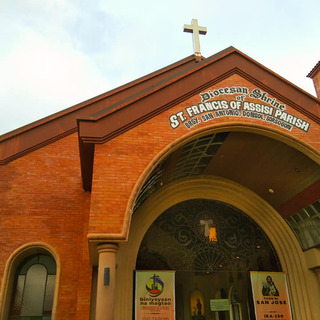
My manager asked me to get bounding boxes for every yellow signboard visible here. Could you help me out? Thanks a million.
[135,271,175,320]
[250,272,293,320]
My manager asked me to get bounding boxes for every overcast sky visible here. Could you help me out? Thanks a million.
[0,0,319,135]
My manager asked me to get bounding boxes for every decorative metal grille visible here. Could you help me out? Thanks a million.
[133,132,228,213]
[136,199,281,273]
[168,132,228,182]
[133,155,170,212]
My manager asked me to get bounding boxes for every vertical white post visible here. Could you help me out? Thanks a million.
[95,243,118,320]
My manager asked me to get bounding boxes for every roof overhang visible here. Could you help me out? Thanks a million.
[76,47,320,191]
[1,47,319,216]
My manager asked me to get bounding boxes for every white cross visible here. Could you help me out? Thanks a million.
[183,19,207,56]
[200,219,213,237]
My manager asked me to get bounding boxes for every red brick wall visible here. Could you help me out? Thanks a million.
[1,74,319,320]
[89,74,320,236]
[0,133,92,320]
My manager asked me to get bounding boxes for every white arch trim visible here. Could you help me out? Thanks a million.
[116,176,319,320]
[124,123,320,243]
[0,242,61,320]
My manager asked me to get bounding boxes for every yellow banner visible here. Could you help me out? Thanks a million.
[250,272,293,320]
[135,271,175,320]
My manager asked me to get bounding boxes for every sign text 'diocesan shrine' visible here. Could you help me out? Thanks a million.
[169,87,311,132]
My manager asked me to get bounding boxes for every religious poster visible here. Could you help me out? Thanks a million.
[250,271,293,320]
[135,271,175,320]
[190,289,205,319]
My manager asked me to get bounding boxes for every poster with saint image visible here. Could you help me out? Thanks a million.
[250,272,293,320]
[135,271,175,320]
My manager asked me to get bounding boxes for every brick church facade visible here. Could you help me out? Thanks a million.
[1,47,320,320]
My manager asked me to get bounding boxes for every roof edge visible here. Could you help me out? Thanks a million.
[0,54,199,164]
[307,61,320,79]
[0,54,198,142]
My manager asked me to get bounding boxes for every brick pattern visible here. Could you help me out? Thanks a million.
[90,74,320,235]
[312,71,320,98]
[0,74,319,320]
[0,133,92,320]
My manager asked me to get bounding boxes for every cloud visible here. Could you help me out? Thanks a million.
[0,27,111,134]
[0,0,319,135]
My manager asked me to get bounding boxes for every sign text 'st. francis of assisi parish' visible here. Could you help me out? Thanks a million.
[169,87,310,132]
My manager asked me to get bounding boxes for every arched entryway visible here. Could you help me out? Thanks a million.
[114,128,320,320]
[115,177,317,319]
[136,199,281,319]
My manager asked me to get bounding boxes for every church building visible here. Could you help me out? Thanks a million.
[1,20,320,320]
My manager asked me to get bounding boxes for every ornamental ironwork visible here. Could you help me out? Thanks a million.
[136,199,281,273]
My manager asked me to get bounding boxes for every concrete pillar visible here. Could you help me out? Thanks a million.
[95,243,118,320]
[304,248,320,308]
[315,268,320,287]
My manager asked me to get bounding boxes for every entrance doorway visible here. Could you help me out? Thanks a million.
[136,199,281,319]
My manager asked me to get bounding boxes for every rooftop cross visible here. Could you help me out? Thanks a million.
[183,19,207,57]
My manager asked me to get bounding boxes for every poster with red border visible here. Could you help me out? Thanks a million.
[250,272,293,320]
[135,271,175,320]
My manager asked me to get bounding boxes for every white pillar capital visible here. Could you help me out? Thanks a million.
[97,243,119,254]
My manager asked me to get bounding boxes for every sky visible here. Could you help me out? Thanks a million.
[0,0,319,135]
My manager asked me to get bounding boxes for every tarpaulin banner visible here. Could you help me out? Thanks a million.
[250,271,293,320]
[135,271,175,320]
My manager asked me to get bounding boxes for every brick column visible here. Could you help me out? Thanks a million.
[307,61,320,98]
[95,243,118,320]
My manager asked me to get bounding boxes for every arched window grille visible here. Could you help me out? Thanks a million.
[8,254,56,320]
